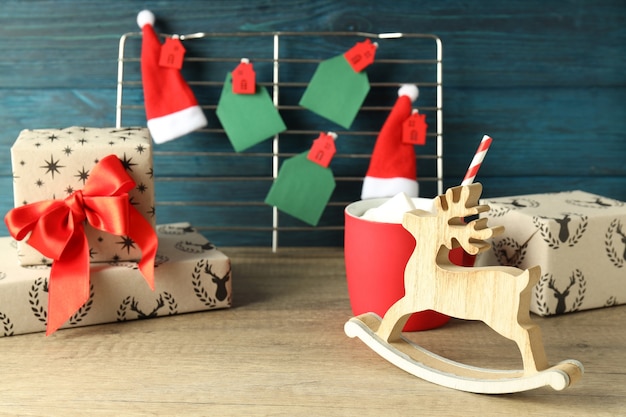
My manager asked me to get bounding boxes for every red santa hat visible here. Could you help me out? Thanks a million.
[137,10,207,144]
[361,85,419,199]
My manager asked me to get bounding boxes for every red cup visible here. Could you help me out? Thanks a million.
[344,198,475,332]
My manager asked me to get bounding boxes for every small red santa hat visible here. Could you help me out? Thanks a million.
[137,10,207,144]
[361,85,419,199]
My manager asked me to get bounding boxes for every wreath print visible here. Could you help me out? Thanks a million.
[605,219,625,268]
[604,296,618,307]
[492,237,529,268]
[483,198,540,218]
[534,269,586,315]
[0,311,14,337]
[29,277,48,324]
[567,197,624,209]
[116,292,177,321]
[162,292,178,314]
[29,277,95,327]
[532,214,587,249]
[483,205,510,218]
[570,269,586,312]
[533,274,550,316]
[68,283,95,326]
[533,273,551,316]
[192,259,217,308]
[117,296,132,321]
[175,240,216,254]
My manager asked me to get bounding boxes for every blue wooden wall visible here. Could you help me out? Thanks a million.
[1,0,624,247]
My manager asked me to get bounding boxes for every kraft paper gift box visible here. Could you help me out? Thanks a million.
[9,126,155,266]
[476,190,626,316]
[0,222,232,338]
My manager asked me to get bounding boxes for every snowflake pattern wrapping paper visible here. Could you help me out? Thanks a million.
[9,127,155,266]
[0,222,231,338]
[476,190,626,316]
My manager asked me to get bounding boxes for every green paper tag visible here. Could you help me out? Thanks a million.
[299,54,370,129]
[265,152,336,226]
[216,73,287,152]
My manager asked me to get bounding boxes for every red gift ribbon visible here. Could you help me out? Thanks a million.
[4,154,157,335]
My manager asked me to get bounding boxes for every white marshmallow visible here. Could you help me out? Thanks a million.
[361,192,417,223]
[360,192,436,224]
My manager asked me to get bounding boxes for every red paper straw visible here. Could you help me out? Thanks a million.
[461,135,492,185]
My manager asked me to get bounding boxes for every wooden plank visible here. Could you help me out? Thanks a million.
[0,0,624,248]
[2,87,623,180]
[443,87,626,179]
[1,1,624,87]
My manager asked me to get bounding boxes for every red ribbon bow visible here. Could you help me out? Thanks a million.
[4,155,157,335]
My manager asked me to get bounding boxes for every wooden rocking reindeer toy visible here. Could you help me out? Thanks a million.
[344,184,584,394]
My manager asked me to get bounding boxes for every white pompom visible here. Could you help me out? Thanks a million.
[137,10,155,28]
[398,84,419,102]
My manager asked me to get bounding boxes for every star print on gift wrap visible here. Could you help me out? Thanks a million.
[40,154,64,179]
[111,127,136,134]
[75,167,90,184]
[120,153,137,172]
[116,236,137,254]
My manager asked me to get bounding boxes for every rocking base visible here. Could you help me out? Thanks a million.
[344,313,584,394]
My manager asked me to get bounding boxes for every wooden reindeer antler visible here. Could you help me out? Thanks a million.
[432,184,504,256]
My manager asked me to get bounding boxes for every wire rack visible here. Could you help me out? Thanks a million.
[116,31,443,251]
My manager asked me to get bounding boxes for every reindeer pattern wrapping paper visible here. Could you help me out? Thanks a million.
[10,126,155,266]
[0,223,231,338]
[477,190,626,316]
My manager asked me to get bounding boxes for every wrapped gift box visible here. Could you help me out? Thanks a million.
[0,222,231,338]
[10,126,155,265]
[477,190,626,316]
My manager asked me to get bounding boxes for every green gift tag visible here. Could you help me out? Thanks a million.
[299,47,373,129]
[216,72,287,152]
[265,152,336,226]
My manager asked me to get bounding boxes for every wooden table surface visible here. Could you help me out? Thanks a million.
[1,247,624,416]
